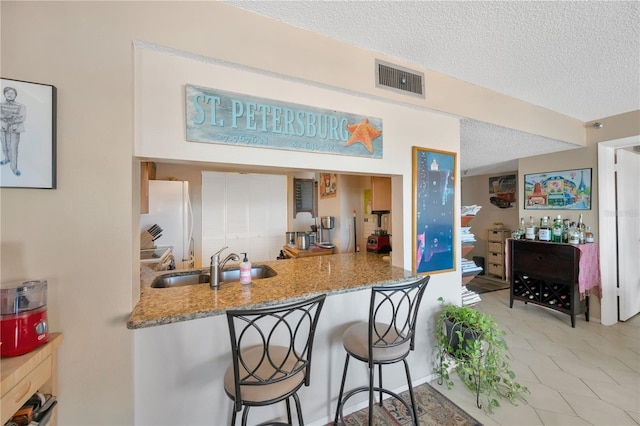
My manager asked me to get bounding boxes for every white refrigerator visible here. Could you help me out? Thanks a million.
[141,180,194,270]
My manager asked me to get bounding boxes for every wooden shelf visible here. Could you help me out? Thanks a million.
[487,229,510,280]
[461,215,475,227]
[461,275,476,286]
[1,333,63,425]
[460,215,481,287]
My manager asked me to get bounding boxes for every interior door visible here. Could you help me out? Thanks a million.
[617,148,640,321]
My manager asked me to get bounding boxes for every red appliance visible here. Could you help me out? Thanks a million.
[367,233,391,254]
[367,211,392,254]
[1,280,49,357]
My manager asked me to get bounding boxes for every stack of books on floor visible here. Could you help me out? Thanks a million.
[461,259,483,306]
[462,286,482,306]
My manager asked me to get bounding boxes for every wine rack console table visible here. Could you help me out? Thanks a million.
[508,240,599,327]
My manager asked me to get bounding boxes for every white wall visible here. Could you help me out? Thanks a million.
[134,47,460,273]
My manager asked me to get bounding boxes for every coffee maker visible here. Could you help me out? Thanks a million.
[367,211,391,253]
[318,216,335,248]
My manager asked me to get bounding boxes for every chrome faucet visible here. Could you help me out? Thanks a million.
[210,246,240,289]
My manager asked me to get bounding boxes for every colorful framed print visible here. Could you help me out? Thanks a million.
[412,147,456,274]
[524,168,591,210]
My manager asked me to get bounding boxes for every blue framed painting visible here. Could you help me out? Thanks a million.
[412,147,456,274]
[524,168,591,210]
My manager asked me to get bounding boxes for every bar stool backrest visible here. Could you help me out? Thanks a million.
[226,294,326,410]
[369,276,430,356]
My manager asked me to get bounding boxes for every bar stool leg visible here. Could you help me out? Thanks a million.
[368,363,374,426]
[286,398,292,424]
[334,354,351,425]
[378,364,383,406]
[241,406,250,426]
[292,393,304,425]
[403,359,418,425]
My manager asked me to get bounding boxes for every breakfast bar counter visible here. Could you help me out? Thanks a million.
[131,253,435,425]
[127,252,415,329]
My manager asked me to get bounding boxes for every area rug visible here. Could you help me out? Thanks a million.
[465,276,510,294]
[335,381,482,426]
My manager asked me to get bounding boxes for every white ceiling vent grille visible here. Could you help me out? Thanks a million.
[375,59,424,98]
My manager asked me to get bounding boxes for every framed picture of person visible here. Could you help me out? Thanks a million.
[0,78,56,189]
[412,146,456,275]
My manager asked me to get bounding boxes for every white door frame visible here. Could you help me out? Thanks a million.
[598,136,640,325]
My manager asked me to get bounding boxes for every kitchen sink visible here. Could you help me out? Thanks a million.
[150,265,277,288]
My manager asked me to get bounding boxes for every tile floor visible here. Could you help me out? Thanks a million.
[433,289,640,425]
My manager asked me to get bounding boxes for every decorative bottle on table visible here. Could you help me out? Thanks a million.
[240,253,251,285]
[551,215,564,243]
[577,214,586,244]
[538,217,551,242]
[525,216,536,240]
[585,226,594,243]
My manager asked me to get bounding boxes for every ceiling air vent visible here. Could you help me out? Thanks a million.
[375,59,424,98]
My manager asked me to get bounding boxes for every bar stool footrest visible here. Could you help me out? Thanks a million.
[336,385,416,425]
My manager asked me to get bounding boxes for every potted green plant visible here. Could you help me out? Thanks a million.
[435,297,529,413]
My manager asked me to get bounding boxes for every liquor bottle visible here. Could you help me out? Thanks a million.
[518,217,525,239]
[562,219,570,243]
[585,226,594,243]
[569,222,580,244]
[551,215,564,243]
[525,216,536,240]
[577,214,586,243]
[538,216,551,241]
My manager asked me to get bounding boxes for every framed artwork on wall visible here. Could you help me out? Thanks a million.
[412,146,456,275]
[488,173,516,208]
[319,173,337,199]
[0,78,56,189]
[524,168,591,210]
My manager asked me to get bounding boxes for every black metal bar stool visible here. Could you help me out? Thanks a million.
[333,276,430,425]
[224,294,326,426]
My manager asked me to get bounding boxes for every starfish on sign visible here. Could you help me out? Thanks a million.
[344,118,382,154]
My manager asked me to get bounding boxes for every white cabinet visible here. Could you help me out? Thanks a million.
[202,172,286,263]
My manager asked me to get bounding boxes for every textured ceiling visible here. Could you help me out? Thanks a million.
[226,1,639,175]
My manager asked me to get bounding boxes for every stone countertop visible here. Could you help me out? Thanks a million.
[127,252,416,329]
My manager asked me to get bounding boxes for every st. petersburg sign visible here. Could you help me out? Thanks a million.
[186,84,383,158]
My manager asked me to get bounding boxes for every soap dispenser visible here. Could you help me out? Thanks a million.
[239,253,252,285]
